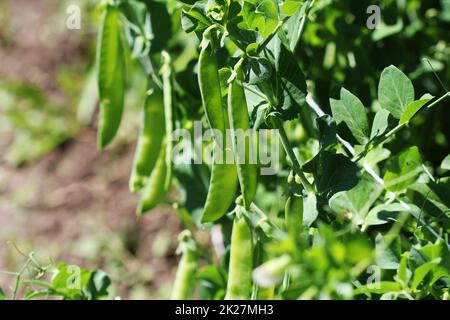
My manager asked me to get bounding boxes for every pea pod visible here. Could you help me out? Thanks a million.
[129,88,165,192]
[161,52,174,190]
[228,78,258,209]
[171,230,198,300]
[285,194,304,238]
[137,140,171,214]
[198,45,238,223]
[225,208,253,300]
[96,5,125,149]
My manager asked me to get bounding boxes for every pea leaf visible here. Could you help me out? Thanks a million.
[281,0,303,16]
[378,65,415,119]
[242,0,278,38]
[304,152,359,200]
[441,154,450,170]
[84,270,112,300]
[383,147,422,192]
[330,88,370,145]
[411,259,441,290]
[364,203,405,227]
[395,253,411,287]
[329,173,382,224]
[375,234,401,270]
[285,0,308,51]
[303,192,318,227]
[51,263,92,296]
[316,115,338,151]
[248,57,273,85]
[273,41,307,120]
[370,109,391,140]
[399,98,430,125]
[406,180,450,221]
[181,3,211,34]
[354,281,402,295]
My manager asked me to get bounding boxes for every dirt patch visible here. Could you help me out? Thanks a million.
[0,0,182,299]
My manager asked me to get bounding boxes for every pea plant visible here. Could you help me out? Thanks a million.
[0,245,111,300]
[95,0,450,300]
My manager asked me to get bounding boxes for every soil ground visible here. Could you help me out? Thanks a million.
[0,0,181,299]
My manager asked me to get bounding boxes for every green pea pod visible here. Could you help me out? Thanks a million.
[97,5,125,149]
[129,88,165,192]
[225,209,253,300]
[137,140,171,215]
[171,231,198,300]
[228,79,258,209]
[198,45,238,223]
[161,52,173,190]
[285,194,303,238]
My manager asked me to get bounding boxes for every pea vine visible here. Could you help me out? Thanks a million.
[95,0,450,300]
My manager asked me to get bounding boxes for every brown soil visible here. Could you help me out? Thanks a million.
[0,0,182,299]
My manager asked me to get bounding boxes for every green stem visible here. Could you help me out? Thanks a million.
[273,118,316,194]
[385,92,449,139]
[356,92,450,162]
[12,257,33,300]
[256,17,289,54]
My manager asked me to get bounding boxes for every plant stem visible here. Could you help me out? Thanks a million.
[354,91,450,163]
[228,17,290,84]
[385,92,450,139]
[256,17,289,54]
[273,118,316,194]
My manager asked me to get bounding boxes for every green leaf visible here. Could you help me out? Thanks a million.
[197,265,227,300]
[181,4,211,34]
[248,57,273,85]
[281,0,303,16]
[411,259,441,290]
[441,154,450,171]
[51,263,92,297]
[242,0,278,38]
[303,192,318,227]
[330,88,370,144]
[354,281,402,295]
[316,115,337,151]
[359,146,391,167]
[399,99,430,125]
[378,65,415,119]
[370,109,391,140]
[329,173,382,223]
[84,270,111,300]
[269,40,307,120]
[395,253,411,287]
[406,181,450,221]
[383,147,422,192]
[375,234,401,270]
[285,1,308,51]
[364,203,405,227]
[304,152,360,200]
